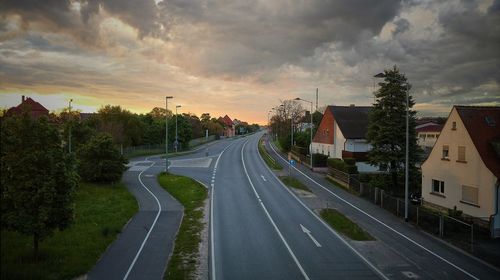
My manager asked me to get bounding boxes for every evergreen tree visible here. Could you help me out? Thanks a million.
[366,66,420,193]
[0,114,78,259]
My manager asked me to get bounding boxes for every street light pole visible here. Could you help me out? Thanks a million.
[295,97,313,169]
[165,96,173,173]
[68,99,73,153]
[374,72,410,222]
[175,105,181,153]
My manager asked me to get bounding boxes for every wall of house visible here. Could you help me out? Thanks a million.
[344,139,371,152]
[421,108,496,219]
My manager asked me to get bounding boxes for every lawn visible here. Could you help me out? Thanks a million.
[158,173,207,280]
[320,209,375,241]
[279,176,311,192]
[258,138,283,170]
[1,182,138,280]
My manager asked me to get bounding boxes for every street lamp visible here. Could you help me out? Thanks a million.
[175,105,182,152]
[374,72,410,222]
[165,96,173,172]
[68,99,73,153]
[295,97,313,170]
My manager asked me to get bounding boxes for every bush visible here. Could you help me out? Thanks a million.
[312,153,328,167]
[278,135,291,152]
[343,157,356,166]
[291,145,307,156]
[327,158,358,174]
[77,134,127,183]
[327,158,345,171]
[346,165,359,174]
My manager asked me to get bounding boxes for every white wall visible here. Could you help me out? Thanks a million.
[421,108,496,219]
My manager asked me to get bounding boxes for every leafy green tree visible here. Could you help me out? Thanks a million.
[1,114,78,259]
[77,134,127,183]
[168,114,192,149]
[366,66,420,193]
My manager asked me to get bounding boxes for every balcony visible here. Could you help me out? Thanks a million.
[342,150,368,161]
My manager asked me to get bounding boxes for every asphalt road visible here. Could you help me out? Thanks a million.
[264,134,500,280]
[171,133,384,280]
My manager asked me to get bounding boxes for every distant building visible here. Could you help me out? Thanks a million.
[421,106,500,236]
[5,96,49,119]
[311,105,377,172]
[416,122,443,148]
[218,115,235,137]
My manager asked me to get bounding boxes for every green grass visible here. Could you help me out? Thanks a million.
[279,176,311,192]
[124,149,165,159]
[273,139,285,153]
[320,209,375,241]
[258,139,283,170]
[1,182,138,280]
[158,173,208,280]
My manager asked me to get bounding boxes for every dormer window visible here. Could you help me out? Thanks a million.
[452,121,457,130]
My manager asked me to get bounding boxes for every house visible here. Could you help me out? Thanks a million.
[421,106,500,237]
[416,121,443,148]
[311,105,377,172]
[5,96,49,119]
[218,115,235,137]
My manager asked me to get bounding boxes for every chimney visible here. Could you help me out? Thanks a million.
[22,95,25,102]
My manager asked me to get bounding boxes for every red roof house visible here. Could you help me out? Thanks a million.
[5,96,49,119]
[218,115,235,137]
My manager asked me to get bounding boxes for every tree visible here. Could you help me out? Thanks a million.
[1,114,78,259]
[77,133,127,183]
[366,66,421,194]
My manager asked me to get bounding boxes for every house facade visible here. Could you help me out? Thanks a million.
[416,122,442,148]
[421,106,500,236]
[311,105,377,172]
[218,115,235,137]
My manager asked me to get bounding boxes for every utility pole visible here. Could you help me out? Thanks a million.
[68,99,73,153]
[165,96,173,172]
[175,105,181,152]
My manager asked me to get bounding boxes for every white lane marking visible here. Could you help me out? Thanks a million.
[210,141,237,280]
[258,137,388,280]
[241,140,310,280]
[123,160,160,280]
[260,175,267,182]
[300,224,322,247]
[267,140,480,280]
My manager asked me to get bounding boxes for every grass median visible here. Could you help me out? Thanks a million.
[279,176,311,192]
[158,173,207,280]
[320,209,375,241]
[259,139,283,170]
[1,182,137,280]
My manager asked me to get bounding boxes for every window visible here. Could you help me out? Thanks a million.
[458,146,466,162]
[442,145,449,159]
[461,185,478,205]
[432,179,445,194]
[452,121,457,130]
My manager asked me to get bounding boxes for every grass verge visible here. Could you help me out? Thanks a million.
[279,176,311,192]
[320,209,375,241]
[158,173,207,280]
[1,182,137,280]
[259,139,283,170]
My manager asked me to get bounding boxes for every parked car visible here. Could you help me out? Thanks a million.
[410,192,422,205]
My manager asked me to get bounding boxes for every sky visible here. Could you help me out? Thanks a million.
[1,0,499,124]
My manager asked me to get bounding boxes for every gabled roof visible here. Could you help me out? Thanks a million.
[416,123,443,133]
[456,106,500,178]
[221,115,234,127]
[6,97,49,118]
[328,106,371,139]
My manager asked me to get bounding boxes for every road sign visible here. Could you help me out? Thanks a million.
[290,159,295,165]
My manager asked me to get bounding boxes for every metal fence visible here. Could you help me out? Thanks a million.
[326,166,484,255]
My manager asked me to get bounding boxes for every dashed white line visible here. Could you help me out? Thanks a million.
[260,175,267,182]
[241,140,310,280]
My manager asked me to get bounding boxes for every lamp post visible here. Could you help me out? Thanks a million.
[295,97,313,169]
[165,96,173,172]
[374,72,410,222]
[68,99,73,153]
[175,105,181,152]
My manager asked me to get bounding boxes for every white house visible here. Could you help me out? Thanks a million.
[421,106,500,237]
[311,105,377,172]
[416,122,443,148]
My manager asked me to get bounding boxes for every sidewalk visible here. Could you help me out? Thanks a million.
[263,138,500,279]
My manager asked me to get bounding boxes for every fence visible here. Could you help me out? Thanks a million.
[326,166,483,255]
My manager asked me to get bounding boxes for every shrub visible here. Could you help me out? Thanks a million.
[77,134,127,183]
[278,135,291,152]
[327,158,345,171]
[312,153,328,167]
[343,157,356,166]
[346,165,359,174]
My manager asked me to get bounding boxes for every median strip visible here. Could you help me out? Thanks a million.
[158,173,208,280]
[319,209,375,241]
[258,138,283,170]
